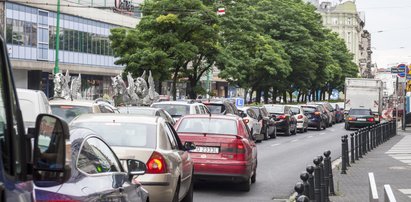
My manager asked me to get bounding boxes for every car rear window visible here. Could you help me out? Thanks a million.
[265,105,284,113]
[349,109,372,115]
[205,104,225,114]
[72,122,157,148]
[301,106,316,113]
[51,105,92,123]
[151,104,190,117]
[251,108,260,117]
[177,118,237,135]
[290,107,300,114]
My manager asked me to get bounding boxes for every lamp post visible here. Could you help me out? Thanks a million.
[54,0,61,74]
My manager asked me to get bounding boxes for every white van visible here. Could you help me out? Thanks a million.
[17,88,51,129]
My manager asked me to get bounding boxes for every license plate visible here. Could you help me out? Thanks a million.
[357,118,366,121]
[191,146,220,154]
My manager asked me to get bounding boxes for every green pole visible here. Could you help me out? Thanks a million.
[206,69,210,98]
[54,0,61,74]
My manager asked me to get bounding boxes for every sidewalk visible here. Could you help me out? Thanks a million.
[329,130,411,202]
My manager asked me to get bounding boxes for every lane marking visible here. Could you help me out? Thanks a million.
[270,143,280,147]
[291,139,298,142]
[320,133,325,135]
[307,135,313,138]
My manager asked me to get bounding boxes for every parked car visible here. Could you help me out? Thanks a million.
[301,105,328,130]
[334,103,345,123]
[264,104,297,136]
[345,108,375,130]
[118,106,175,125]
[175,114,258,192]
[151,101,210,122]
[288,105,308,133]
[34,127,149,201]
[249,106,277,139]
[203,100,239,116]
[50,98,118,123]
[309,102,336,126]
[70,114,195,202]
[17,88,52,129]
[238,107,264,142]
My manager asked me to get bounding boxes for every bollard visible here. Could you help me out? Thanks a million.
[367,126,371,152]
[358,129,363,158]
[344,135,350,167]
[318,156,326,202]
[314,157,322,201]
[355,131,359,160]
[297,195,310,202]
[325,151,335,196]
[301,172,310,198]
[306,165,315,201]
[323,151,330,202]
[350,133,355,164]
[362,129,367,155]
[371,125,375,149]
[341,137,347,174]
[295,182,305,201]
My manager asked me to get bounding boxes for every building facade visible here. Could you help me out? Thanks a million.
[308,0,372,77]
[1,0,140,98]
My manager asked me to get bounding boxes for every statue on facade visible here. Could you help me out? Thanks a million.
[53,70,71,99]
[111,70,159,106]
[70,74,82,100]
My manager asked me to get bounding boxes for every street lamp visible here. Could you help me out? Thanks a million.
[54,0,61,74]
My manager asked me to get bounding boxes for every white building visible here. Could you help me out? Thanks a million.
[374,69,397,97]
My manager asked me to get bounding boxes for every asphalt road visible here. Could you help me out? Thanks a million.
[193,122,347,202]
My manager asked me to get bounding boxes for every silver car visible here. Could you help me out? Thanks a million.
[70,114,195,202]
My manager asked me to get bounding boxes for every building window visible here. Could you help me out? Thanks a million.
[347,32,352,44]
[5,18,37,47]
[37,10,49,60]
[347,17,352,25]
[332,17,338,25]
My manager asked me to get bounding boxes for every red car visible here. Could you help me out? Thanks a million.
[175,114,257,191]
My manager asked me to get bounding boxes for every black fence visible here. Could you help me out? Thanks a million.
[293,120,397,202]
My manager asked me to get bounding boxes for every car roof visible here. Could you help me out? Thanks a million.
[71,113,160,124]
[179,114,240,121]
[49,99,96,107]
[300,104,319,108]
[152,101,203,106]
[117,106,160,111]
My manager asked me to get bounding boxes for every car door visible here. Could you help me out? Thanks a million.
[247,109,261,134]
[163,123,189,199]
[76,136,140,201]
[239,120,257,169]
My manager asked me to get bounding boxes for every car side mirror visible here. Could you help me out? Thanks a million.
[184,141,196,151]
[126,159,147,176]
[33,114,70,187]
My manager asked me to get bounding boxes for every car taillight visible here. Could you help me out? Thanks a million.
[221,139,246,161]
[348,117,356,121]
[243,119,249,124]
[278,115,286,119]
[298,115,303,119]
[314,112,321,116]
[146,151,167,174]
[367,118,375,122]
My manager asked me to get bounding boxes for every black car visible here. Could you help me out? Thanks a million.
[301,105,328,130]
[345,108,375,130]
[264,105,297,136]
[203,100,239,116]
[250,106,277,140]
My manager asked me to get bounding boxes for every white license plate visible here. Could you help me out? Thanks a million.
[357,118,366,121]
[191,146,220,154]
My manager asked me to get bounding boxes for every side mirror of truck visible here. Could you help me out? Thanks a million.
[32,114,71,187]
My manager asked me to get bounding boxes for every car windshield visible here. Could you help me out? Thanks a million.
[177,118,237,135]
[260,108,269,116]
[265,105,284,113]
[151,104,189,117]
[51,105,92,123]
[206,104,225,114]
[349,109,372,115]
[72,122,157,148]
[301,106,316,113]
[118,107,156,116]
[290,107,300,114]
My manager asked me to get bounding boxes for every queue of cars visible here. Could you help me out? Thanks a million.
[16,88,346,201]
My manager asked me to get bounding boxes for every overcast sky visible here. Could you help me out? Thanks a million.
[349,0,411,68]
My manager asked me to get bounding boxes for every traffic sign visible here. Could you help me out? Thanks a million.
[397,64,406,77]
[236,98,244,107]
[391,68,404,74]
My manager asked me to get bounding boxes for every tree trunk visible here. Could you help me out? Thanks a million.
[244,88,248,103]
[172,71,178,101]
[288,91,293,103]
[188,77,197,99]
[297,91,301,103]
[256,88,262,103]
[272,89,277,104]
[282,91,287,104]
[263,88,269,104]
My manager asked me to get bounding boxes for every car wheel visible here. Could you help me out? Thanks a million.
[284,126,291,136]
[272,127,277,138]
[304,125,308,132]
[322,122,327,130]
[239,177,251,192]
[293,125,297,135]
[317,123,321,131]
[345,123,350,130]
[172,180,180,202]
[251,162,257,183]
[181,177,193,202]
[264,128,269,140]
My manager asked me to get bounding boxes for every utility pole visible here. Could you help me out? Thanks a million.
[54,0,61,74]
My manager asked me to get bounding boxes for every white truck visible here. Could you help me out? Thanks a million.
[344,78,384,123]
